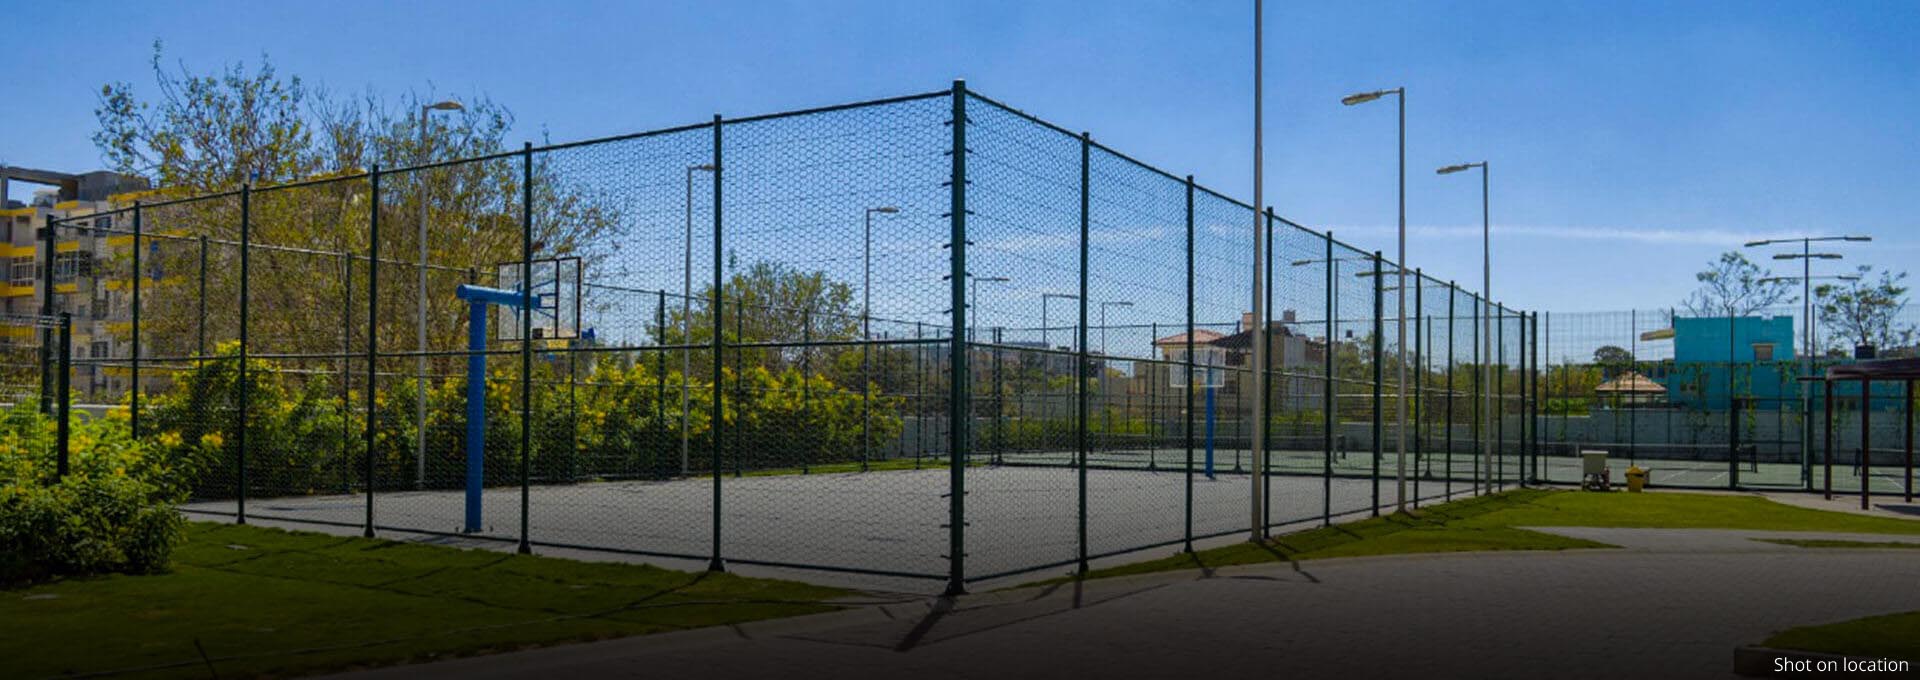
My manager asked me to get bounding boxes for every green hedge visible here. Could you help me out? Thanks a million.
[139,344,906,498]
[0,405,190,585]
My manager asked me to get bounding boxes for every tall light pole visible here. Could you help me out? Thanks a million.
[862,206,900,472]
[1437,161,1489,493]
[682,163,717,475]
[1753,234,1869,485]
[416,99,463,488]
[1042,293,1079,350]
[1341,86,1408,512]
[1098,300,1133,356]
[972,276,1010,342]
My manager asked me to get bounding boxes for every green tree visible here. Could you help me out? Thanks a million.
[1681,251,1794,317]
[1816,266,1914,356]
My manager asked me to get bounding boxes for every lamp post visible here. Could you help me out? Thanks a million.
[971,276,1010,342]
[1750,235,1868,486]
[416,99,463,488]
[1341,86,1407,512]
[1042,293,1079,350]
[1437,161,1490,494]
[681,164,717,475]
[862,206,900,471]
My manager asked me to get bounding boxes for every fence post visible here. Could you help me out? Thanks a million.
[518,142,534,555]
[993,326,1005,465]
[709,115,727,572]
[1322,231,1334,526]
[1542,310,1549,483]
[1370,251,1383,515]
[656,290,667,474]
[944,81,969,596]
[1412,268,1422,506]
[1470,290,1479,495]
[365,168,382,538]
[1262,207,1274,534]
[131,203,142,438]
[1446,282,1455,498]
[55,313,72,481]
[1075,131,1090,575]
[1184,175,1196,551]
[238,183,251,524]
[39,216,55,414]
[197,236,208,364]
[1516,307,1525,488]
[1495,304,1505,490]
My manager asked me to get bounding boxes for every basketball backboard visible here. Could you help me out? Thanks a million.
[494,256,581,341]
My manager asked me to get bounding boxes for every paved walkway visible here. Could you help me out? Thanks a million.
[330,530,1920,680]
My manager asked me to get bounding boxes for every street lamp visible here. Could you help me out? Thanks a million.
[1098,300,1133,356]
[1342,85,1409,512]
[1747,235,1869,484]
[681,163,717,474]
[1437,160,1491,495]
[971,276,1010,342]
[1041,293,1080,350]
[862,206,900,472]
[416,99,463,488]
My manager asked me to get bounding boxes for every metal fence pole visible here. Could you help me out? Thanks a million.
[657,290,668,474]
[131,203,143,437]
[238,183,251,524]
[1370,252,1383,515]
[55,313,71,481]
[197,236,208,365]
[1470,291,1480,495]
[1184,175,1196,552]
[1075,131,1091,575]
[1262,207,1275,533]
[1446,282,1455,498]
[1496,304,1505,491]
[365,168,382,538]
[944,80,970,595]
[38,217,54,415]
[518,142,534,555]
[710,115,727,572]
[1322,231,1334,525]
[1412,268,1423,505]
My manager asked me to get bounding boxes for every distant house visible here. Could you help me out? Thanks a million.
[1657,315,1797,410]
[1145,311,1326,416]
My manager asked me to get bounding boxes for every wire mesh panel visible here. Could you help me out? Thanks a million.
[1082,143,1189,558]
[711,94,952,577]
[137,194,245,508]
[964,94,1086,578]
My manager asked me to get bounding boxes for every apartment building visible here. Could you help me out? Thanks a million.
[2,167,151,400]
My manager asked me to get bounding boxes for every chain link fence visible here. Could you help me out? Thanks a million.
[40,82,1539,591]
[1540,307,1917,498]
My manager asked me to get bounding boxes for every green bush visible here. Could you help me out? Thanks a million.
[0,404,189,585]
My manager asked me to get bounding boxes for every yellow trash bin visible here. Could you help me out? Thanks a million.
[1625,466,1649,493]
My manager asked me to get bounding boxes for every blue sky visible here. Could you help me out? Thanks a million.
[4,0,1915,315]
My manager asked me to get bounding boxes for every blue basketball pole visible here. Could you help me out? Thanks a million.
[465,298,486,532]
[455,284,538,533]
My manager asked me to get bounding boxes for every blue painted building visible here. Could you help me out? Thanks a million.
[1659,315,1798,410]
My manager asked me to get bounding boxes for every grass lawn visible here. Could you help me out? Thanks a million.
[1038,487,1920,585]
[1,522,846,679]
[1766,611,1920,662]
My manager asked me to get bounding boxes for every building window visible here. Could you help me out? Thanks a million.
[53,251,92,281]
[9,257,32,287]
[93,215,113,237]
[1752,343,1775,362]
[90,341,109,359]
